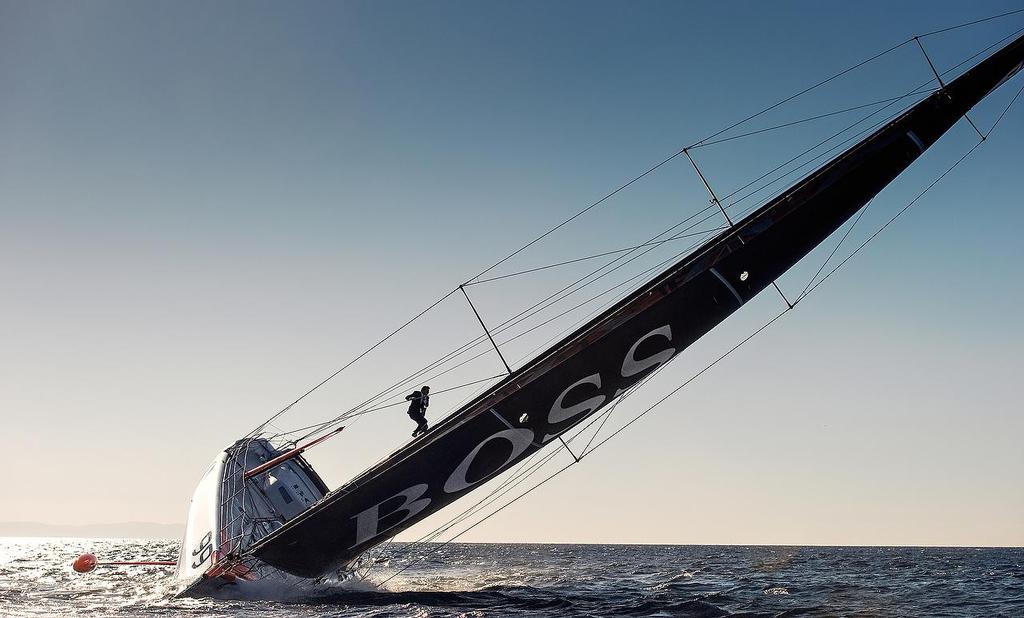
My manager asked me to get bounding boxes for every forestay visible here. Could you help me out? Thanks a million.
[247,33,1024,578]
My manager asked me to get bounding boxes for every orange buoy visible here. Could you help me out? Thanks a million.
[73,553,98,573]
[70,553,176,573]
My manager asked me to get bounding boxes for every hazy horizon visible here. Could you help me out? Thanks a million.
[4,521,1021,548]
[3,0,1022,549]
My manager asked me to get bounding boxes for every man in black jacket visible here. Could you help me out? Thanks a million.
[406,385,430,437]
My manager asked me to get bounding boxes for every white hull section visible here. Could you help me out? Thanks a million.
[174,452,226,593]
[173,439,331,597]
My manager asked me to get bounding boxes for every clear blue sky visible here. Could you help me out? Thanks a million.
[2,1,1021,545]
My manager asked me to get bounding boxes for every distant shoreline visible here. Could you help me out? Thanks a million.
[0,522,182,539]
[0,524,1018,549]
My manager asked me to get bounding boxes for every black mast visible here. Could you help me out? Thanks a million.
[250,33,1024,578]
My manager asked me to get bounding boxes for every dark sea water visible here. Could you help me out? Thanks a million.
[2,538,1021,617]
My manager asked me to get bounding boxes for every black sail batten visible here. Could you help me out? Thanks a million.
[250,34,1024,578]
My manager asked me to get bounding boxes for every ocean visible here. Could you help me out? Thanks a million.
[1,538,1020,617]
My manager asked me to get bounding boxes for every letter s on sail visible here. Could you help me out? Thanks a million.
[621,325,674,378]
[547,374,606,425]
[350,483,431,548]
[444,428,534,494]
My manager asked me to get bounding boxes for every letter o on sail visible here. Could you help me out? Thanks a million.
[350,483,431,548]
[621,325,674,378]
[444,428,534,494]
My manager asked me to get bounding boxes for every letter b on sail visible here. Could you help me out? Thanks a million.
[350,483,431,548]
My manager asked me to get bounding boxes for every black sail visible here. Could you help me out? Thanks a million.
[251,34,1024,577]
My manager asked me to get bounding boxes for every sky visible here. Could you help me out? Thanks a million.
[1,1,1022,547]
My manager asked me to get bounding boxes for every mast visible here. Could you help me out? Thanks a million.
[249,33,1024,578]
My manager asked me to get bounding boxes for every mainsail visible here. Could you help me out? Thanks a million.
[248,33,1024,578]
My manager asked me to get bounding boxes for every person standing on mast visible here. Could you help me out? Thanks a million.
[406,385,430,437]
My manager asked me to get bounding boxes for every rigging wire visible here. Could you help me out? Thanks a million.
[917,7,1024,38]
[284,219,724,470]
[246,8,1024,442]
[796,199,873,302]
[467,7,1024,286]
[246,288,458,439]
[684,41,914,149]
[281,373,508,442]
[796,143,981,303]
[374,292,714,571]
[287,60,991,444]
[371,306,792,581]
[791,78,1024,305]
[331,208,717,420]
[373,375,668,581]
[327,219,725,433]
[463,227,726,286]
[368,228,798,569]
[721,106,912,216]
[464,148,688,285]
[327,89,929,427]
[985,79,1024,136]
[371,73,1024,586]
[397,93,921,411]
[287,75,968,442]
[717,23,1024,208]
[432,88,933,366]
[366,62,1024,572]
[352,386,630,572]
[719,89,930,206]
[219,9,1024,587]
[359,224,722,437]
[316,235,711,441]
[375,377,649,567]
[689,89,936,150]
[298,206,726,437]
[462,32,927,286]
[720,23,1023,220]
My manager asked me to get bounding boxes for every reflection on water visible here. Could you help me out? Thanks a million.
[2,538,1021,617]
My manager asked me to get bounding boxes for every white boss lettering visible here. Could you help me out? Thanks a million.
[350,483,431,547]
[443,428,534,494]
[621,325,674,378]
[548,373,606,425]
[349,325,680,545]
[542,374,607,442]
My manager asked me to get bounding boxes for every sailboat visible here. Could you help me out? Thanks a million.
[170,28,1024,597]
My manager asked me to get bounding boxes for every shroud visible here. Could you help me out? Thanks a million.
[250,33,1024,578]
